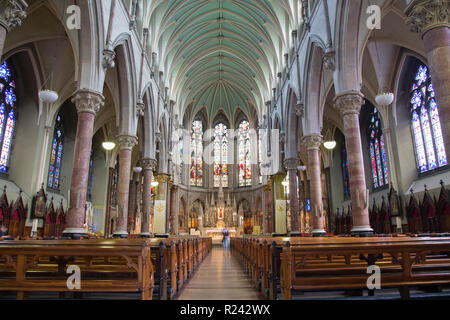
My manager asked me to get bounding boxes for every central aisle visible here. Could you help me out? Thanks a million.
[177,246,262,300]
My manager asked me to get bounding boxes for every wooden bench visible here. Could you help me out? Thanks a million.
[231,236,450,300]
[0,236,212,300]
[280,238,450,299]
[0,239,154,300]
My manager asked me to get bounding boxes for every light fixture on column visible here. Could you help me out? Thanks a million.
[133,167,142,174]
[323,140,337,150]
[151,181,159,187]
[39,89,59,103]
[102,141,116,151]
[375,92,394,106]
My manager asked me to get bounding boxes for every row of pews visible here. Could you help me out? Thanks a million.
[231,235,450,300]
[0,236,212,300]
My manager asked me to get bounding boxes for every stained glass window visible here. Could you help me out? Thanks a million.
[190,120,203,186]
[238,120,252,186]
[410,65,447,173]
[214,123,228,187]
[258,131,263,184]
[367,104,389,189]
[47,112,64,190]
[341,140,350,198]
[0,62,16,174]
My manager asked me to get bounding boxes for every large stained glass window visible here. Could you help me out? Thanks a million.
[367,104,389,189]
[0,62,16,174]
[47,112,64,190]
[190,120,203,186]
[214,123,228,187]
[410,65,447,173]
[238,120,251,186]
[341,140,350,198]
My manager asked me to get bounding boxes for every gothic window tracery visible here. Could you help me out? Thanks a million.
[47,112,64,190]
[238,120,251,186]
[0,62,16,174]
[190,120,203,186]
[367,105,389,189]
[410,65,447,173]
[214,123,228,187]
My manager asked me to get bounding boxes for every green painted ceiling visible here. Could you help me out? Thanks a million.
[149,0,293,125]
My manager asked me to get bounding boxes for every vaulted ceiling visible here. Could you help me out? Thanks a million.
[147,0,296,125]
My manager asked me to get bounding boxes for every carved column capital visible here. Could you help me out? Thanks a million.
[71,89,105,115]
[102,48,116,69]
[322,48,336,71]
[0,0,28,32]
[142,158,157,171]
[333,91,364,116]
[295,102,304,117]
[136,100,145,117]
[284,158,300,170]
[301,134,323,151]
[405,0,450,35]
[155,173,171,183]
[116,134,138,151]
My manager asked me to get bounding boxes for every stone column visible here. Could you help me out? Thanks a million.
[169,184,178,235]
[334,92,373,235]
[155,172,170,234]
[405,0,450,162]
[140,158,157,237]
[113,135,138,238]
[301,135,326,236]
[284,158,300,235]
[0,0,27,58]
[263,180,273,234]
[63,90,105,239]
[127,170,139,234]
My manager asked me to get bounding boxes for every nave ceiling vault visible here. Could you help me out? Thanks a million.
[148,0,292,124]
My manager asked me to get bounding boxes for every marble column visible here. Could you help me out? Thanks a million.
[155,172,170,234]
[263,180,273,234]
[334,92,373,235]
[0,0,27,58]
[284,158,300,234]
[140,158,157,237]
[127,171,140,234]
[63,90,105,238]
[169,183,178,235]
[405,0,450,161]
[113,135,138,238]
[301,135,326,236]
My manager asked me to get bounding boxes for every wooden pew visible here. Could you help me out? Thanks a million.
[0,239,154,300]
[231,235,450,300]
[280,238,450,300]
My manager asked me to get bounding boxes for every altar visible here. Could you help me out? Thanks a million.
[204,228,237,244]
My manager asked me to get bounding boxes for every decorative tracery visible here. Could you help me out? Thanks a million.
[410,65,447,173]
[0,62,16,174]
[190,120,203,186]
[367,104,389,189]
[214,123,228,187]
[238,120,251,186]
[47,112,64,190]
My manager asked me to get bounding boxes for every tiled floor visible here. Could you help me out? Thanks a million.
[177,246,262,300]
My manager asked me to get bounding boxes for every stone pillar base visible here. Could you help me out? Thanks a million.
[62,228,87,240]
[113,231,128,238]
[351,226,374,237]
[139,232,151,238]
[311,229,326,237]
